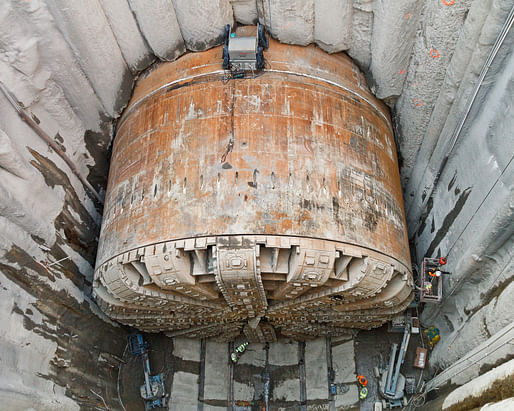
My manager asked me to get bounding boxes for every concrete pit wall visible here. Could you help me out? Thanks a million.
[0,0,513,408]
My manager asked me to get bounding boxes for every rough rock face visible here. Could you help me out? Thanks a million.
[172,0,234,51]
[314,0,352,53]
[0,0,513,407]
[0,76,126,409]
[369,0,423,100]
[348,0,373,70]
[418,11,514,370]
[99,0,154,72]
[258,0,314,46]
[128,0,185,61]
[396,0,473,182]
[230,0,258,24]
[44,0,133,116]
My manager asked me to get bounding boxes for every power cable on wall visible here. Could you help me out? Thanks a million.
[410,5,514,237]
[0,81,104,205]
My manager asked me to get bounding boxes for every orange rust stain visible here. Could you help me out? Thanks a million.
[98,39,410,269]
[281,219,294,231]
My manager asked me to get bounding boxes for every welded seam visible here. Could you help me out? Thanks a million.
[265,68,393,131]
[116,70,226,131]
[116,67,393,133]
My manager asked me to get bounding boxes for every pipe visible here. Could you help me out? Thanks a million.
[0,81,104,205]
[142,352,154,398]
[385,343,397,395]
[389,327,411,395]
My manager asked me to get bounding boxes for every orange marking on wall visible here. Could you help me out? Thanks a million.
[429,49,440,58]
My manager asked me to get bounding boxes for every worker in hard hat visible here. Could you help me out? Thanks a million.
[235,342,249,353]
[359,386,368,400]
[357,375,367,387]
[425,326,440,348]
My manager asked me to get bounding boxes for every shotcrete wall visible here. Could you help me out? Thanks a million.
[0,0,512,408]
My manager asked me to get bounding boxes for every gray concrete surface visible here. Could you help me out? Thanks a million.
[128,0,185,61]
[172,0,234,51]
[269,340,298,366]
[369,0,423,100]
[259,0,315,46]
[99,0,154,72]
[348,0,373,70]
[0,0,513,408]
[238,342,266,366]
[332,339,356,384]
[230,0,258,24]
[204,341,229,401]
[173,337,201,362]
[332,338,359,410]
[396,0,473,179]
[305,339,329,400]
[314,0,352,53]
[273,378,301,403]
[169,371,199,410]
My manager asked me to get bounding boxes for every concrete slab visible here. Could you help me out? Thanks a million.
[233,380,254,401]
[334,384,359,409]
[269,340,298,366]
[238,343,266,366]
[305,338,329,400]
[169,371,198,411]
[203,406,227,411]
[173,337,200,361]
[332,340,356,384]
[204,341,228,401]
[331,339,359,409]
[272,378,300,402]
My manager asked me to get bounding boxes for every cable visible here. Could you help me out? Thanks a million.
[446,155,514,259]
[409,5,514,235]
[90,389,109,410]
[0,81,104,205]
[117,343,128,411]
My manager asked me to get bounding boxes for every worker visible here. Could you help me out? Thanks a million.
[424,282,433,293]
[425,326,440,348]
[231,352,238,363]
[359,386,368,400]
[235,342,249,353]
[357,375,367,387]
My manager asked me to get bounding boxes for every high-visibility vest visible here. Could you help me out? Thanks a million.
[359,387,368,399]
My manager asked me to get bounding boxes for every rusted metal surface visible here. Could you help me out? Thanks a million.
[94,38,413,341]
